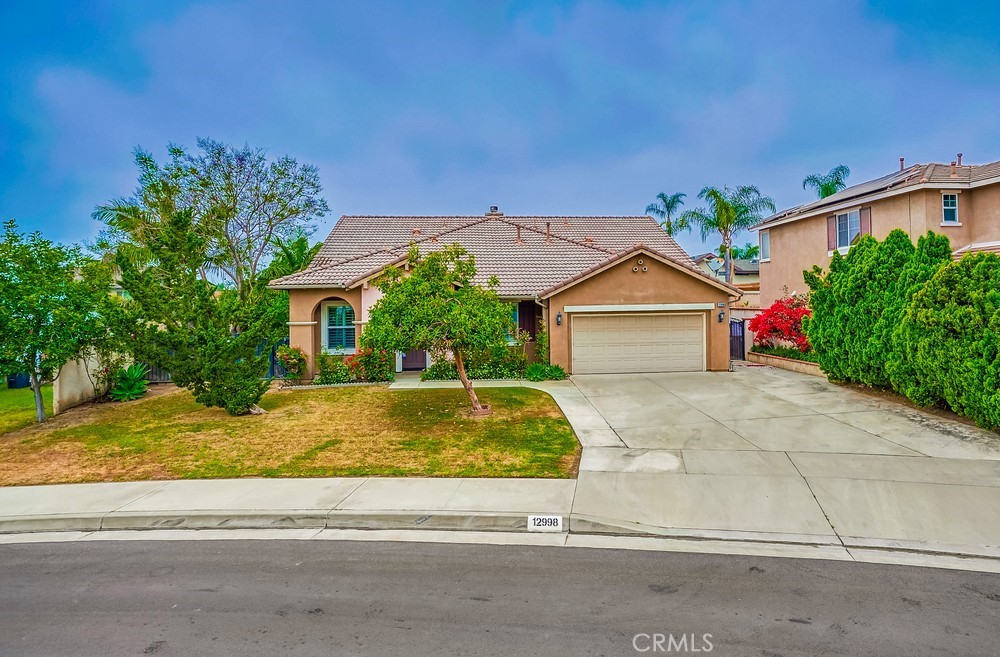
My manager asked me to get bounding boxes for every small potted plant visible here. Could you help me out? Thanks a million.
[275,345,308,385]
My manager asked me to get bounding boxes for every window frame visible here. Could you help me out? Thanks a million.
[759,231,770,262]
[835,210,861,251]
[942,193,959,224]
[321,301,357,354]
[507,302,520,346]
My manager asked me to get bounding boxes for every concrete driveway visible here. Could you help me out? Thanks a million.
[561,366,1000,559]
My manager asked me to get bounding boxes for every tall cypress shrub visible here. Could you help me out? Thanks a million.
[861,230,916,387]
[886,232,953,403]
[804,253,849,380]
[897,254,1000,428]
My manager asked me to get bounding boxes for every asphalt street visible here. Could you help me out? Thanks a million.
[0,539,998,656]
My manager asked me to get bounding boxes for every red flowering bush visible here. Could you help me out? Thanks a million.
[345,348,394,382]
[748,295,811,352]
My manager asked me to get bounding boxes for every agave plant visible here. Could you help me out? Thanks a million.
[108,363,150,402]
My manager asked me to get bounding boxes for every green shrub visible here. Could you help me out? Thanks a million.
[275,345,307,379]
[421,359,458,381]
[804,229,1000,428]
[804,230,949,385]
[108,363,149,402]
[315,354,352,384]
[525,362,548,381]
[544,364,567,380]
[887,232,955,402]
[345,348,394,382]
[534,324,550,365]
[897,254,1000,428]
[422,338,529,381]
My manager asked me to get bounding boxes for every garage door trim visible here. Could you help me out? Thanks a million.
[570,312,707,374]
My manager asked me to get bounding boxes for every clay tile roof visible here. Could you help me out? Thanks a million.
[269,215,698,297]
[536,243,742,298]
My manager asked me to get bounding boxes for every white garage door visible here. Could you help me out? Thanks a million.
[572,314,705,374]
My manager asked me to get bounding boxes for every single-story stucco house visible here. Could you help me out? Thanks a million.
[268,209,741,376]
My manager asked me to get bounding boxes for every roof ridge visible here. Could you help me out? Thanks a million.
[493,217,616,254]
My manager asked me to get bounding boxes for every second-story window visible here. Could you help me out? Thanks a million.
[836,210,861,249]
[942,194,959,223]
[759,231,770,261]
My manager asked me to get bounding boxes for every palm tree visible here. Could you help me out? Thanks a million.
[645,192,689,237]
[802,165,850,199]
[726,242,760,259]
[681,186,776,283]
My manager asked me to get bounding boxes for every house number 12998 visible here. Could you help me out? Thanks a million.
[527,515,563,532]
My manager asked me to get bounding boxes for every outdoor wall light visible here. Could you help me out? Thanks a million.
[556,312,563,326]
[718,311,725,323]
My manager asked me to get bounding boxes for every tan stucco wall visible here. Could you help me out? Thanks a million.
[759,183,1000,307]
[53,352,102,415]
[287,287,363,376]
[546,255,734,373]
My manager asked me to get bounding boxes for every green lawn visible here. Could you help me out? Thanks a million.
[0,384,52,435]
[0,385,580,486]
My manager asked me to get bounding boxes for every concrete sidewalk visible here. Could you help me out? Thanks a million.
[0,477,574,533]
[2,369,1000,572]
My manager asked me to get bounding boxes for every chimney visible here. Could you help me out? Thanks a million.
[487,205,502,216]
[545,222,551,243]
[957,152,963,166]
[514,224,524,245]
[899,157,905,171]
[950,161,957,177]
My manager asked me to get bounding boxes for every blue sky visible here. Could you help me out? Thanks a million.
[2,0,999,256]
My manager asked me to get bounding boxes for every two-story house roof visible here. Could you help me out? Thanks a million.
[753,155,1000,306]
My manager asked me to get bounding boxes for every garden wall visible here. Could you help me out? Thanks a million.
[747,351,822,377]
[53,353,102,415]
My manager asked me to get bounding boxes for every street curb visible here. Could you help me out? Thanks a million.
[0,510,566,535]
[4,510,1000,568]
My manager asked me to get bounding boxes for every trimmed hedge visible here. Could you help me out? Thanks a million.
[804,229,1000,428]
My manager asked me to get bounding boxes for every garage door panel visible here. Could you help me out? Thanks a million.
[572,314,705,374]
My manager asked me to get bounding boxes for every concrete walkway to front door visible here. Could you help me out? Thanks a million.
[560,366,1000,560]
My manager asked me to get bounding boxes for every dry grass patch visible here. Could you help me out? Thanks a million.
[0,385,579,485]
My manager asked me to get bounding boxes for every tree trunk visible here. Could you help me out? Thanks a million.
[723,243,733,283]
[29,370,46,423]
[454,351,489,415]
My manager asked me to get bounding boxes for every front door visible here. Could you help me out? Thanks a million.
[402,349,427,371]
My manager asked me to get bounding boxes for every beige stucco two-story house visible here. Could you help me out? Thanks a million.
[268,210,742,377]
[754,155,1000,307]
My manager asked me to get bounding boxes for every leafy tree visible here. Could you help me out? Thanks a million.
[803,165,850,199]
[645,192,689,237]
[114,205,271,415]
[680,186,775,282]
[362,245,512,414]
[0,220,113,422]
[94,139,329,414]
[94,138,328,298]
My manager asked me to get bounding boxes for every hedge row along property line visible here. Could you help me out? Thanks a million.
[803,229,1000,429]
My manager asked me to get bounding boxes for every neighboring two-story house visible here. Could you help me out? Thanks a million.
[754,156,1000,307]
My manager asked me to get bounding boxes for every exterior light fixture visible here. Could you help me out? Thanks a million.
[718,311,726,323]
[556,312,563,326]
